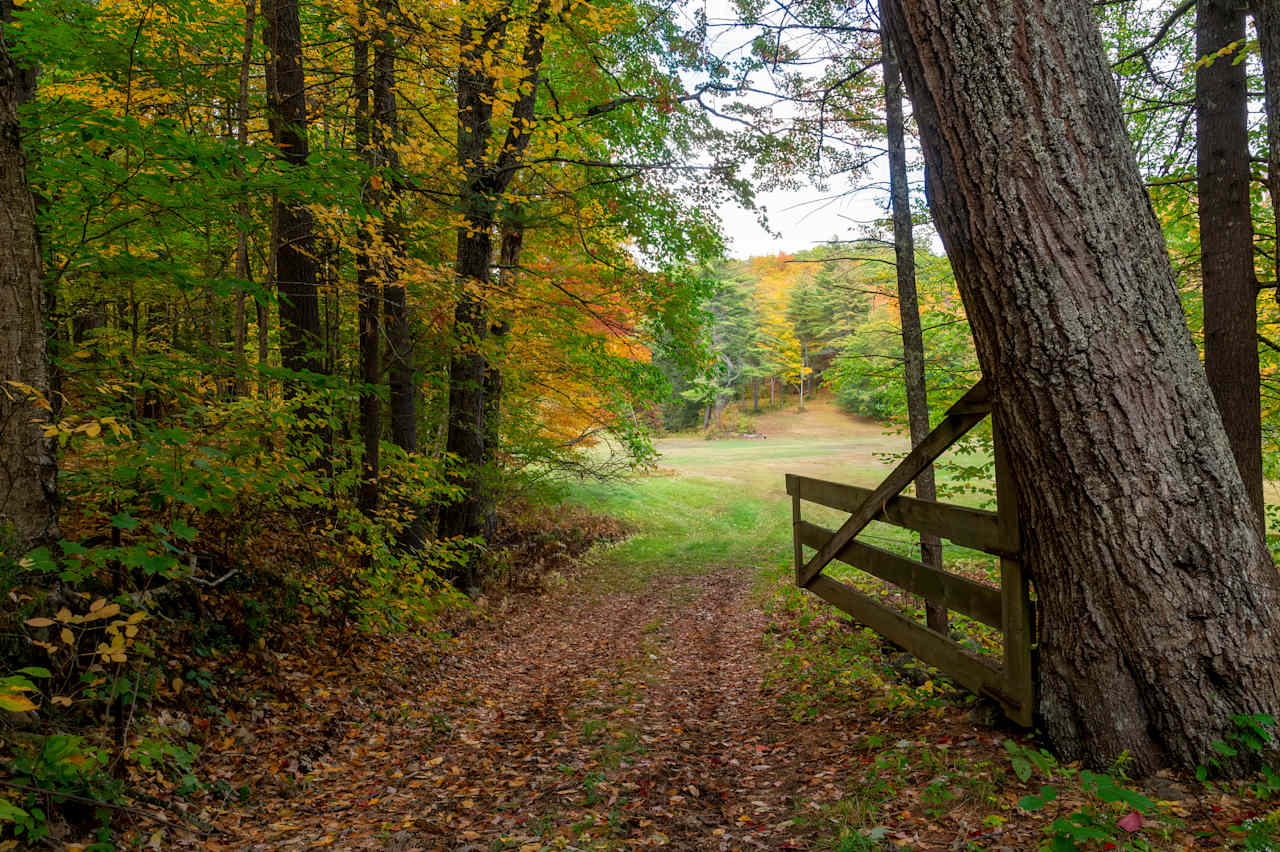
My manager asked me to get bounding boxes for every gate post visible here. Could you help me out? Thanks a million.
[993,418,1035,726]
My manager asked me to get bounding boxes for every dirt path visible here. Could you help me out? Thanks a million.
[204,567,870,851]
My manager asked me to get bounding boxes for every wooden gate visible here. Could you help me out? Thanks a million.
[786,380,1035,726]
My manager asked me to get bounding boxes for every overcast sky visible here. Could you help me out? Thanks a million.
[717,179,892,258]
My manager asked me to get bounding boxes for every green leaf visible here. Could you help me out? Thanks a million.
[0,799,29,823]
[109,512,139,531]
[16,667,51,679]
[170,519,197,541]
[1018,784,1058,812]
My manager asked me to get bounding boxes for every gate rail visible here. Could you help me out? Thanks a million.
[786,380,1035,725]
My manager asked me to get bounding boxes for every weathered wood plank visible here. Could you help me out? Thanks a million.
[993,420,1035,727]
[796,379,990,586]
[786,474,1011,557]
[806,574,1019,709]
[792,492,805,587]
[796,520,1003,628]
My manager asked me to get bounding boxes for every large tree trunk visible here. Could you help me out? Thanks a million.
[263,0,322,385]
[0,0,57,549]
[881,18,947,636]
[1197,0,1263,527]
[884,0,1280,773]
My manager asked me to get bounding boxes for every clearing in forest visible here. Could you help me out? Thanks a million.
[193,399,1268,851]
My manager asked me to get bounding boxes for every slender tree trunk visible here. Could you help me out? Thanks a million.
[354,25,379,516]
[481,217,522,542]
[1197,0,1263,527]
[752,377,760,413]
[798,343,806,411]
[885,0,1280,773]
[371,1,421,547]
[258,195,274,399]
[233,0,254,397]
[1253,3,1280,308]
[263,0,322,387]
[0,0,57,548]
[882,17,947,635]
[770,375,775,407]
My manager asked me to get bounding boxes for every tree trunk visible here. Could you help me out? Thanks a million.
[0,0,58,549]
[884,0,1280,773]
[233,0,254,397]
[1253,2,1280,307]
[480,217,523,542]
[798,343,806,411]
[1197,0,1263,527]
[370,0,422,547]
[770,375,775,407]
[354,23,379,516]
[439,2,548,545]
[752,377,760,413]
[263,0,322,386]
[881,16,947,635]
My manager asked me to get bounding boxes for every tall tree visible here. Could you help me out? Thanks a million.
[354,15,380,516]
[884,0,1280,772]
[438,0,549,544]
[0,0,57,549]
[373,0,423,547]
[1255,2,1280,286]
[264,0,323,385]
[881,13,946,635]
[1197,0,1263,525]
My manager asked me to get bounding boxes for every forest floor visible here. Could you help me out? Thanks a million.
[169,398,1275,851]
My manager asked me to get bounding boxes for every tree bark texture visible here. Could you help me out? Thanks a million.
[264,0,322,384]
[884,0,1280,773]
[1197,0,1263,527]
[882,19,947,636]
[439,2,547,545]
[1253,2,1280,288]
[0,0,58,549]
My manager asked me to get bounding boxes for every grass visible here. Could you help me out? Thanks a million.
[550,396,1280,851]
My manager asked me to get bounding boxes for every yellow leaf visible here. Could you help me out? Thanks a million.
[0,693,37,713]
[51,696,72,707]
[25,618,54,628]
[83,422,101,438]
[60,628,74,645]
[55,608,72,623]
[89,598,105,613]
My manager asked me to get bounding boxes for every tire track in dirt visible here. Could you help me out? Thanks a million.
[218,566,854,850]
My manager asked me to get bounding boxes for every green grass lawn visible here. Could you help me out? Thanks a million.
[561,397,1002,593]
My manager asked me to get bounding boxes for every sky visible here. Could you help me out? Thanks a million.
[718,179,891,259]
[689,0,900,259]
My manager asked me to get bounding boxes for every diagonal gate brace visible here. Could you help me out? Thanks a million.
[796,379,991,588]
